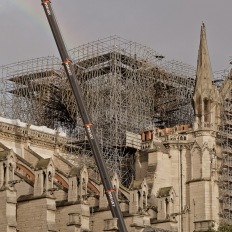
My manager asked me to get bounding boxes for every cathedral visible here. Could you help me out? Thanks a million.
[0,23,229,232]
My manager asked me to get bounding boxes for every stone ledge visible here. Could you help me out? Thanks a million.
[47,204,56,211]
[130,223,145,228]
[48,222,57,232]
[186,178,211,184]
[151,219,177,224]
[56,199,88,207]
[144,227,172,232]
[7,196,17,204]
[17,193,54,202]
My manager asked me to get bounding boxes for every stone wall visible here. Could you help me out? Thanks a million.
[56,202,90,232]
[17,196,56,232]
[0,189,17,232]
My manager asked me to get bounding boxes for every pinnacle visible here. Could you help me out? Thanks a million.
[195,22,213,94]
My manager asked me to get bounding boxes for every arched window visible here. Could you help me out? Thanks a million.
[192,150,202,179]
[204,98,210,123]
[43,171,46,191]
[48,171,52,182]
[142,191,145,206]
[138,191,141,208]
[3,163,6,181]
[82,178,86,191]
[9,163,13,181]
[165,198,169,218]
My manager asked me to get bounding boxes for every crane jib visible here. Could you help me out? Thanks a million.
[62,60,72,76]
[42,1,51,15]
[40,0,128,231]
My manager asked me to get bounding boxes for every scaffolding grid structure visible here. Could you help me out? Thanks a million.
[0,36,197,186]
[219,70,232,223]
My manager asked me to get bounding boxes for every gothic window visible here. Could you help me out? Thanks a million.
[48,171,52,182]
[82,178,86,191]
[204,98,211,123]
[165,198,169,219]
[71,180,74,189]
[9,163,13,181]
[43,171,46,191]
[138,191,141,209]
[3,163,6,181]
[192,149,202,179]
[202,150,211,178]
[143,191,146,209]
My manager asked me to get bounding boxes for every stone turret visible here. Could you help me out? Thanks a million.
[99,172,120,209]
[193,23,220,130]
[0,150,16,189]
[68,166,88,202]
[34,158,55,196]
[187,23,220,232]
[157,187,176,221]
[0,150,17,232]
[129,178,148,214]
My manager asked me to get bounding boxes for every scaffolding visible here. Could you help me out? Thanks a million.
[0,36,197,186]
[219,70,232,223]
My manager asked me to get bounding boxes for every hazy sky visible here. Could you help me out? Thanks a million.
[1,0,232,71]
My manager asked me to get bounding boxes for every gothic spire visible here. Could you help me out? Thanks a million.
[193,23,220,129]
[194,23,213,94]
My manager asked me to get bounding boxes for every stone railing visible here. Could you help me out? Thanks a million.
[0,117,69,147]
[195,122,219,131]
[163,134,188,142]
[141,140,153,150]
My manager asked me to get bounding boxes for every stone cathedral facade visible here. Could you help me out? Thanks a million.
[0,24,226,232]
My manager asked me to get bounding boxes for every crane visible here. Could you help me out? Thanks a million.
[40,1,128,231]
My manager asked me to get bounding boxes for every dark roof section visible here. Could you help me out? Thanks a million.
[154,142,168,154]
[35,158,51,170]
[129,179,143,190]
[157,187,173,198]
[69,167,82,177]
[0,150,10,161]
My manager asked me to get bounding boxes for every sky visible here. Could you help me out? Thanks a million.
[1,0,232,72]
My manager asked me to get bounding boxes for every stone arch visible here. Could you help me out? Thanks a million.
[16,163,35,183]
[87,180,100,196]
[80,167,88,198]
[54,173,68,189]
